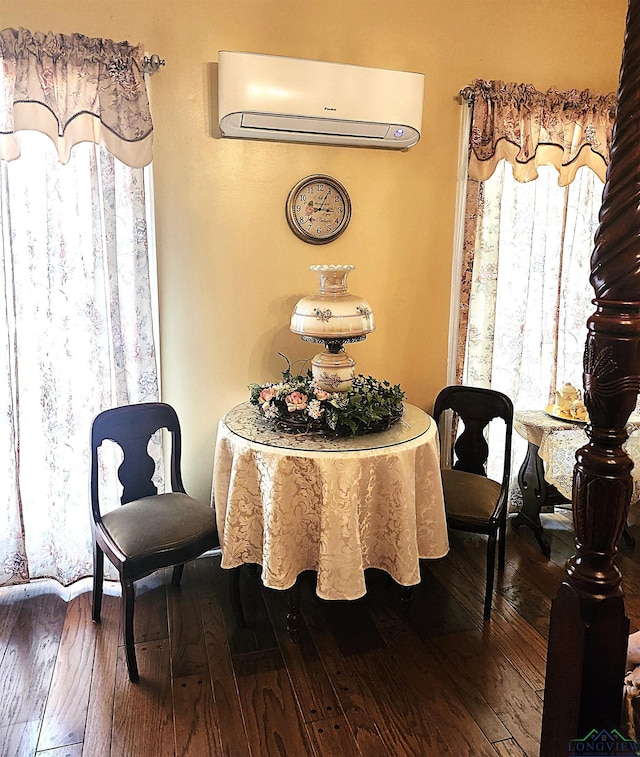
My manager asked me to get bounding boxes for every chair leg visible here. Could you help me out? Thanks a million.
[400,585,414,615]
[623,525,636,548]
[92,541,104,623]
[286,580,300,642]
[171,563,185,587]
[229,567,246,627]
[484,533,498,621]
[122,578,139,683]
[498,512,507,572]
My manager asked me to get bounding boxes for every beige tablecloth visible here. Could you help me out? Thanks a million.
[514,410,640,502]
[213,402,449,601]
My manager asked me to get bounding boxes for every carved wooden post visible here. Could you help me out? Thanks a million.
[540,1,640,752]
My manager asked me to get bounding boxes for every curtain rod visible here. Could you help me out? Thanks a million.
[143,54,165,74]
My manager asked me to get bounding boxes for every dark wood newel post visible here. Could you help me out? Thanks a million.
[540,1,640,752]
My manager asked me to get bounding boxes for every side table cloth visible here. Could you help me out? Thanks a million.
[514,410,640,502]
[213,402,449,601]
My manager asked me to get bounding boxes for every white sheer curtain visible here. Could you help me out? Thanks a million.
[0,131,159,586]
[464,162,604,405]
[461,161,604,491]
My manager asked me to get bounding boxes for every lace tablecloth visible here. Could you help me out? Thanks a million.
[212,402,449,601]
[514,410,640,503]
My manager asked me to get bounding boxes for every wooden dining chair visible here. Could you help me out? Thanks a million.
[433,385,514,620]
[90,401,243,682]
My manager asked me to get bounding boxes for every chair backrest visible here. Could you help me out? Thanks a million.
[433,385,514,486]
[90,402,185,522]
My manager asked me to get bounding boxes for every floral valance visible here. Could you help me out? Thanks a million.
[468,78,617,186]
[0,27,153,167]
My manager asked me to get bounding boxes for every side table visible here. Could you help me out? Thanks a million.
[512,409,640,555]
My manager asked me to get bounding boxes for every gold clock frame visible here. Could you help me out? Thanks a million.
[285,174,352,245]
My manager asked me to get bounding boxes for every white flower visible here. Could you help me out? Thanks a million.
[307,399,323,419]
[263,402,279,420]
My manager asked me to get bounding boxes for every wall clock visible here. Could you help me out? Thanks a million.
[286,174,351,244]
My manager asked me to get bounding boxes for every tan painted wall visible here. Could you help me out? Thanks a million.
[2,0,628,499]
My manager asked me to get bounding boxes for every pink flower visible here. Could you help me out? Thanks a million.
[285,391,308,412]
[314,389,329,401]
[259,387,277,405]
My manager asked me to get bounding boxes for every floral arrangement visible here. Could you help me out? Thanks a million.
[249,357,405,437]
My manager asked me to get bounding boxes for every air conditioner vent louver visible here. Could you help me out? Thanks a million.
[240,113,390,139]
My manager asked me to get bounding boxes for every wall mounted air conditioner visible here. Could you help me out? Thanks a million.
[218,51,425,149]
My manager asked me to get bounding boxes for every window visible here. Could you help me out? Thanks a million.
[463,161,604,410]
[1,131,159,586]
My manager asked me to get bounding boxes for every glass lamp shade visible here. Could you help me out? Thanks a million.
[290,265,374,392]
[290,265,374,342]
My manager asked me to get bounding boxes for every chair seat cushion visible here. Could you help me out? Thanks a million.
[101,492,218,561]
[441,468,502,521]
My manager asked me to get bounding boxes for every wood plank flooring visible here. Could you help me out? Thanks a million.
[2,504,640,757]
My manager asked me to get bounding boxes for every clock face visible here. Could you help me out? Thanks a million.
[286,175,351,244]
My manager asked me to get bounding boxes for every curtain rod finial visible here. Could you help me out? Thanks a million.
[143,54,165,74]
[459,86,475,106]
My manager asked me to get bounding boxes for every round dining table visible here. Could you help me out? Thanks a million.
[212,401,449,605]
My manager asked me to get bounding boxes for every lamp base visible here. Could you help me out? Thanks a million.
[312,348,355,392]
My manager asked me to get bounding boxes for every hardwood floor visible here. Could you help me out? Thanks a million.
[2,505,640,757]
